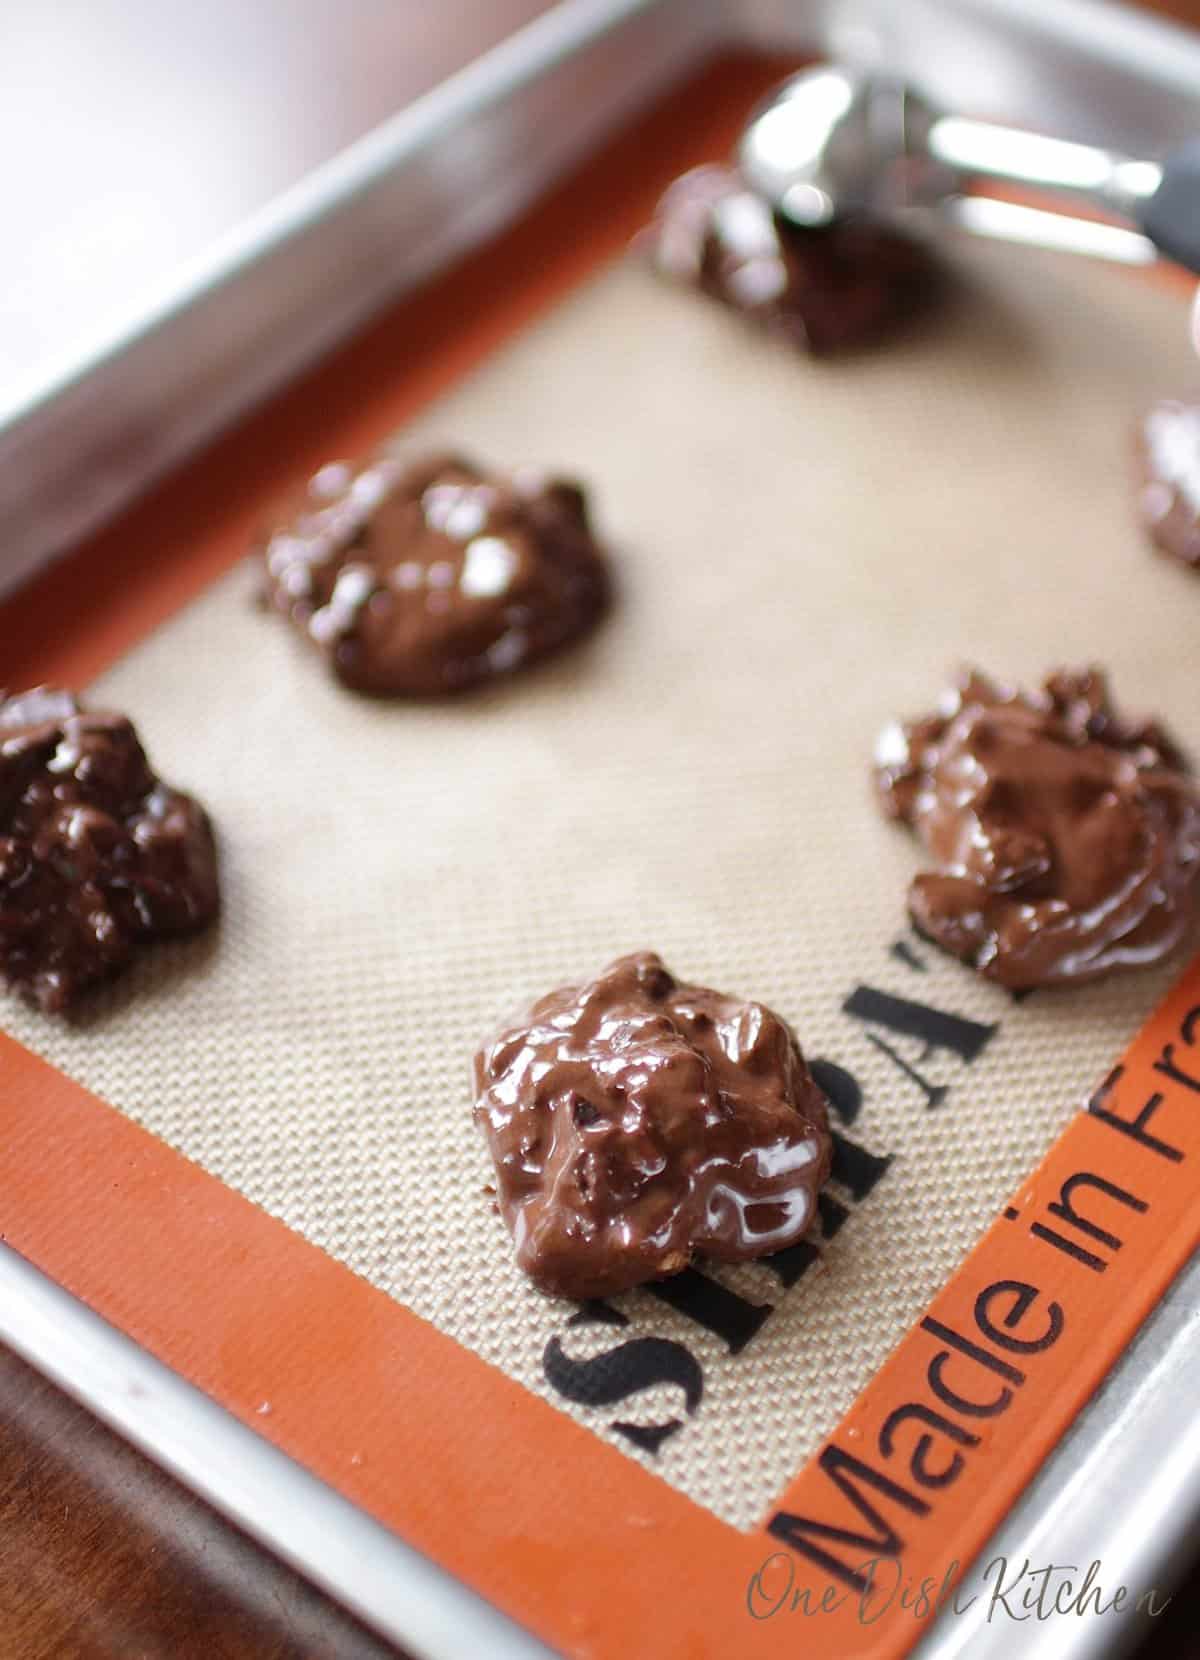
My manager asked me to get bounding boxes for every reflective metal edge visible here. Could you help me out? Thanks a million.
[5,3,1200,1657]
[9,0,1200,599]
[0,0,725,598]
[0,1243,557,1660]
[915,1248,1200,1660]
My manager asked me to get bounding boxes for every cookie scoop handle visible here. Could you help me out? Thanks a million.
[1139,139,1200,276]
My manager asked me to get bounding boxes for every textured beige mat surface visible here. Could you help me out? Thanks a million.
[4,238,1196,1529]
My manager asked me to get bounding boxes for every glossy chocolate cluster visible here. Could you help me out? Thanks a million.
[875,669,1200,989]
[259,451,610,696]
[473,951,832,1298]
[0,687,219,1013]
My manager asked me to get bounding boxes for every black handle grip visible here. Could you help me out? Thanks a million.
[1139,138,1200,276]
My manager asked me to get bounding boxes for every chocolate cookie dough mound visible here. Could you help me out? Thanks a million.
[1137,400,1200,569]
[875,669,1200,989]
[0,687,219,1014]
[473,951,832,1299]
[646,163,936,355]
[259,452,610,696]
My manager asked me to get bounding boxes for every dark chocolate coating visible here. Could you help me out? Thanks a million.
[0,687,219,1014]
[646,163,937,354]
[875,669,1200,989]
[1137,400,1200,569]
[473,951,832,1299]
[259,452,610,696]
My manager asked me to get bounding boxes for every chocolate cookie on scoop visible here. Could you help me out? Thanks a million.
[646,163,936,355]
[1137,400,1200,570]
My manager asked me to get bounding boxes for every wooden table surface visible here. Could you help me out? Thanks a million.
[0,1345,399,1660]
[6,2,1200,1656]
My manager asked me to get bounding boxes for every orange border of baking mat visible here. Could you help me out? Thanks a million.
[3,50,1199,1660]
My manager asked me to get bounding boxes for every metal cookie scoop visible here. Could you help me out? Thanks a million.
[739,66,1200,274]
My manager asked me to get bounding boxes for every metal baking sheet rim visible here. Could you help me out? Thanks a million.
[3,2,1200,1658]
[6,0,1200,594]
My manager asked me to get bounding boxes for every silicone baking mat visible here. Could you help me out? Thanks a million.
[2,55,1199,1660]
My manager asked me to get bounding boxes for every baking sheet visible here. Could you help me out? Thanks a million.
[3,232,1195,1532]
